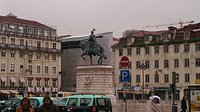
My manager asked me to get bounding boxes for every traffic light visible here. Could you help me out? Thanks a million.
[170,83,176,93]
[172,72,179,83]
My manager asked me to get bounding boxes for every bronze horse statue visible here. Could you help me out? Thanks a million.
[80,29,106,65]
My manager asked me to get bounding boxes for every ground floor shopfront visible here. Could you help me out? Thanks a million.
[116,86,187,101]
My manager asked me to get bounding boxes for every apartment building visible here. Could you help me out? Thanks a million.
[112,23,200,100]
[0,13,61,96]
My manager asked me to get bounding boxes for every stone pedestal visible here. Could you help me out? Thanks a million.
[76,65,116,103]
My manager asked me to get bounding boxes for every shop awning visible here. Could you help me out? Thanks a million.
[19,78,25,83]
[117,88,151,94]
[10,77,16,83]
[9,90,19,94]
[0,90,9,94]
[0,77,6,82]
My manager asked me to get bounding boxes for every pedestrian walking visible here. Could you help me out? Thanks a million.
[38,96,59,112]
[181,96,187,112]
[16,97,35,112]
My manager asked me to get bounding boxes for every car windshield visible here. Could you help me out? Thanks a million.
[52,99,65,106]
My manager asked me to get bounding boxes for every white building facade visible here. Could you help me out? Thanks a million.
[113,24,200,100]
[0,13,61,97]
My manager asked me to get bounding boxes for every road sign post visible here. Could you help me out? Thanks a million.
[120,56,129,67]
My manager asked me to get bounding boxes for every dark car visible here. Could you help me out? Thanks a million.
[2,97,67,112]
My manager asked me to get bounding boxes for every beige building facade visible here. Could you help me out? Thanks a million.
[0,13,61,97]
[113,24,200,100]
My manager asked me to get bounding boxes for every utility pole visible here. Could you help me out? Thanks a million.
[171,72,179,112]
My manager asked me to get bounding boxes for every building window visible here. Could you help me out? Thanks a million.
[184,44,190,52]
[52,80,57,87]
[1,50,6,57]
[28,52,33,59]
[128,61,132,69]
[154,46,159,54]
[11,38,15,45]
[45,80,49,87]
[20,39,24,46]
[19,52,24,58]
[174,59,179,68]
[136,48,140,55]
[45,42,49,48]
[10,50,15,58]
[136,75,140,83]
[45,54,49,60]
[2,37,6,43]
[136,61,140,69]
[45,66,48,74]
[185,74,190,83]
[53,43,56,49]
[53,67,56,74]
[145,47,150,54]
[184,31,190,39]
[174,45,179,53]
[37,66,41,73]
[196,58,200,67]
[28,80,32,87]
[163,45,169,53]
[164,74,169,83]
[28,65,32,74]
[28,40,33,46]
[1,63,5,72]
[196,73,200,80]
[36,53,41,60]
[127,48,132,55]
[196,43,200,51]
[154,60,159,68]
[176,74,179,83]
[164,60,169,68]
[52,54,56,61]
[145,61,150,69]
[36,80,40,87]
[185,58,190,67]
[145,74,149,83]
[10,64,15,72]
[20,65,24,73]
[119,49,123,56]
[155,74,159,83]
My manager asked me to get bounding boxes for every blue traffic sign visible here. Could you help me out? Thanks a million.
[120,70,131,83]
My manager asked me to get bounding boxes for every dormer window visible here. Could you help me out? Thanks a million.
[162,33,172,41]
[127,37,134,45]
[155,36,161,42]
[184,31,190,40]
[144,35,153,43]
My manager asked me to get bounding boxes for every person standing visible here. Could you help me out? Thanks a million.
[16,97,35,112]
[181,96,187,112]
[38,96,59,112]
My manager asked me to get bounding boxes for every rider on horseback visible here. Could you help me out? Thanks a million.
[87,28,97,54]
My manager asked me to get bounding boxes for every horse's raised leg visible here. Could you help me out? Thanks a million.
[90,55,92,65]
[81,53,86,60]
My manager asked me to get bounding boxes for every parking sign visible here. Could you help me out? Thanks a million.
[120,70,131,83]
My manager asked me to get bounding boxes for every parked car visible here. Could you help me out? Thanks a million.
[60,94,112,112]
[2,97,67,112]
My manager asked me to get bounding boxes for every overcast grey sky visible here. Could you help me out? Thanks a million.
[0,0,200,37]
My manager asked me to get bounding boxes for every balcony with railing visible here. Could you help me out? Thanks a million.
[0,43,61,54]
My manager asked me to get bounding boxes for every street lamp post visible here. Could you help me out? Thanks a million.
[140,61,146,100]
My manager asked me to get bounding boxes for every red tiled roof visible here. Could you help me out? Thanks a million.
[0,15,53,29]
[130,30,165,37]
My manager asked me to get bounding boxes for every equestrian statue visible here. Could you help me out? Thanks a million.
[80,29,107,65]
